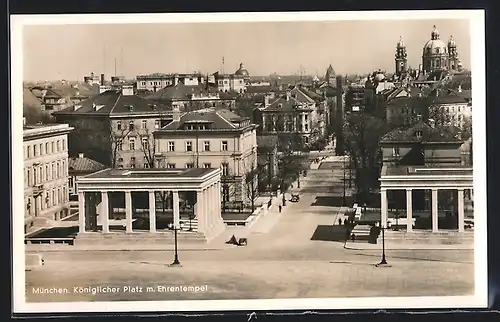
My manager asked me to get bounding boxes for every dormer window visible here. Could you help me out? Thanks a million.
[392,146,400,157]
[415,130,423,139]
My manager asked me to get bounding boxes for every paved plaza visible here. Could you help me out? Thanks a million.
[25,157,475,302]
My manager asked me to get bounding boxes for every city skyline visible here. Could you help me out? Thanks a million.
[22,19,470,82]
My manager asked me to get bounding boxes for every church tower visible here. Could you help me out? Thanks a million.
[395,36,408,77]
[447,35,460,71]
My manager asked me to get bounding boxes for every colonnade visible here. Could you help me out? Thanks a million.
[380,187,470,232]
[77,181,222,235]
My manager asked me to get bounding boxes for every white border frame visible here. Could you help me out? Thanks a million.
[11,10,487,313]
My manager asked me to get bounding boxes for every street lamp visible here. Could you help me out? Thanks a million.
[376,221,390,267]
[170,224,181,267]
[343,155,346,206]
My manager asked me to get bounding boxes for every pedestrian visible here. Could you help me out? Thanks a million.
[278,205,282,213]
[338,218,342,225]
[343,218,348,226]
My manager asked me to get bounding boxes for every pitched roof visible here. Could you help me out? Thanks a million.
[290,87,315,103]
[23,88,42,108]
[431,88,472,104]
[245,85,272,94]
[53,89,169,116]
[381,120,463,144]
[68,155,107,172]
[160,108,250,131]
[262,96,302,112]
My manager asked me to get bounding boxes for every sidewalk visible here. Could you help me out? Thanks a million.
[343,240,474,250]
[25,242,236,253]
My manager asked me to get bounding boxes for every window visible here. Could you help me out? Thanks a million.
[167,163,176,169]
[203,163,211,168]
[392,147,400,157]
[45,142,49,154]
[141,120,147,129]
[117,165,123,169]
[142,137,149,150]
[185,163,194,168]
[221,141,228,151]
[129,137,135,150]
[203,141,210,151]
[144,163,150,168]
[117,141,122,151]
[63,139,66,150]
[186,124,194,130]
[168,141,175,152]
[52,163,55,178]
[131,156,136,162]
[57,162,60,178]
[415,130,423,139]
[186,141,193,152]
[129,121,135,131]
[33,168,37,185]
[117,121,122,130]
[221,163,229,176]
[34,145,38,156]
[51,142,55,153]
[40,143,43,155]
[305,124,309,131]
[118,157,123,162]
[222,185,230,202]
[68,176,73,188]
[27,169,30,186]
[57,140,61,151]
[45,165,49,181]
[155,120,160,129]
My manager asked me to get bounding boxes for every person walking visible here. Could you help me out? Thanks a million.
[278,205,282,213]
[338,218,342,225]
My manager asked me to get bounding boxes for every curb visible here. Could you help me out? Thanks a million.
[25,246,236,252]
[343,243,474,251]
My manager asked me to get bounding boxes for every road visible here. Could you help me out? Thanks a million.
[25,157,475,302]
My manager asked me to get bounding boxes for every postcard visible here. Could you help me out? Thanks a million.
[11,10,487,314]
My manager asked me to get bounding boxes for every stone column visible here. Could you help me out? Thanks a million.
[431,189,439,232]
[101,191,109,233]
[125,190,133,233]
[458,189,465,232]
[196,190,204,232]
[172,190,180,229]
[78,191,85,233]
[204,188,210,232]
[406,189,413,232]
[380,188,388,228]
[149,190,156,233]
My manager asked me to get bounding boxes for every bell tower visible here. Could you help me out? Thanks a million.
[448,35,459,71]
[395,36,408,77]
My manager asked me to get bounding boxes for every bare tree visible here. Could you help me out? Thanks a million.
[243,156,261,211]
[110,124,132,168]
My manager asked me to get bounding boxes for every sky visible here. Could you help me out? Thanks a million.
[22,19,470,82]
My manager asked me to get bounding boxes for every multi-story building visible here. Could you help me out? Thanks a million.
[52,85,173,169]
[255,86,321,148]
[146,82,237,111]
[153,107,258,207]
[429,86,472,128]
[136,73,205,92]
[256,135,279,191]
[23,122,73,233]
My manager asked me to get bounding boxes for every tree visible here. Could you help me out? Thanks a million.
[110,123,132,168]
[342,112,390,204]
[244,159,261,212]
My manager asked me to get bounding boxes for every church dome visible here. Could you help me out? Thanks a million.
[235,63,249,77]
[423,25,448,55]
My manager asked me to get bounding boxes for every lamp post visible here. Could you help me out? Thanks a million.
[376,221,390,267]
[170,226,181,266]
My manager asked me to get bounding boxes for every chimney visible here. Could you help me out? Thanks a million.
[121,85,134,96]
[100,73,105,86]
[172,104,181,122]
[79,153,84,158]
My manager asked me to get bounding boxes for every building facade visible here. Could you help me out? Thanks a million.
[256,87,321,148]
[24,122,73,233]
[68,153,107,198]
[53,85,173,169]
[136,73,205,92]
[153,108,258,208]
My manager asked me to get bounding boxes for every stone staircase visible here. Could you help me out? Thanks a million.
[73,230,209,246]
[380,230,475,245]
